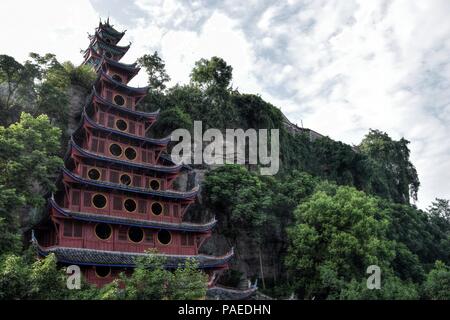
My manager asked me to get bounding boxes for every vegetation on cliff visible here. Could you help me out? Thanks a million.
[0,52,448,299]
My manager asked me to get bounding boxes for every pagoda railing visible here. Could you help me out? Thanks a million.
[63,168,199,200]
[83,111,171,146]
[91,88,159,118]
[68,138,182,173]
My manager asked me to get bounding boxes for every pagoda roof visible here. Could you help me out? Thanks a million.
[97,70,149,96]
[83,45,127,65]
[206,286,258,300]
[62,167,199,201]
[82,46,102,62]
[98,20,126,40]
[50,198,216,233]
[90,88,159,119]
[98,56,140,79]
[80,111,170,146]
[35,243,233,269]
[87,43,127,61]
[90,32,131,54]
[67,138,182,174]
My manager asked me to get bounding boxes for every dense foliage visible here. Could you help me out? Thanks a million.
[0,53,95,139]
[203,166,449,299]
[140,55,419,206]
[285,185,418,299]
[0,113,62,256]
[0,51,448,300]
[0,252,207,300]
[98,254,207,300]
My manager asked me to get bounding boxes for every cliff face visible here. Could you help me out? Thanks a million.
[181,167,287,287]
[66,84,90,134]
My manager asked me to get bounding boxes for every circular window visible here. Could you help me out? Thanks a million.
[149,179,160,190]
[120,174,132,186]
[109,143,122,157]
[105,52,113,59]
[115,119,128,131]
[128,227,144,243]
[124,199,137,212]
[95,266,111,278]
[151,202,163,216]
[124,147,137,160]
[92,194,107,209]
[95,223,112,240]
[88,168,101,180]
[114,95,125,106]
[112,74,123,83]
[157,230,171,245]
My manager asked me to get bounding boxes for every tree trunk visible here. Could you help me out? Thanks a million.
[258,246,266,290]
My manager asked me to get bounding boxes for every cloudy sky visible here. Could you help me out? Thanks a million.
[0,0,449,209]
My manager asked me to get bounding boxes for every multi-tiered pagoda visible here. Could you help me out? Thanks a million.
[32,19,252,296]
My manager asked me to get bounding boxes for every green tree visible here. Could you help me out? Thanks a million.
[61,61,96,89]
[203,165,270,239]
[423,261,450,299]
[0,113,62,253]
[0,55,40,124]
[359,129,420,203]
[191,56,233,91]
[151,106,192,137]
[170,259,208,300]
[0,187,24,256]
[0,253,71,300]
[339,272,419,300]
[120,254,171,299]
[428,198,450,220]
[118,252,207,300]
[138,52,171,91]
[285,185,400,299]
[0,113,62,208]
[232,93,283,129]
[28,253,69,299]
[386,202,449,267]
[0,254,30,300]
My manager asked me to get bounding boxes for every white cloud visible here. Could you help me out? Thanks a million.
[127,10,262,94]
[235,0,450,208]
[0,0,99,64]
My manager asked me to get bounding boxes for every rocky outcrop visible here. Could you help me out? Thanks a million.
[67,85,90,135]
[180,168,286,288]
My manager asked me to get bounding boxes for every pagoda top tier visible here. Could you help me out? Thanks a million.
[83,20,130,66]
[97,18,126,44]
[88,33,131,57]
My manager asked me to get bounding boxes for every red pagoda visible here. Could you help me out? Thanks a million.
[32,20,253,296]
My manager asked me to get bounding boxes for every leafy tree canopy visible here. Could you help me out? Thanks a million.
[285,185,417,299]
[138,51,171,91]
[359,129,420,203]
[190,56,233,91]
[423,261,450,300]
